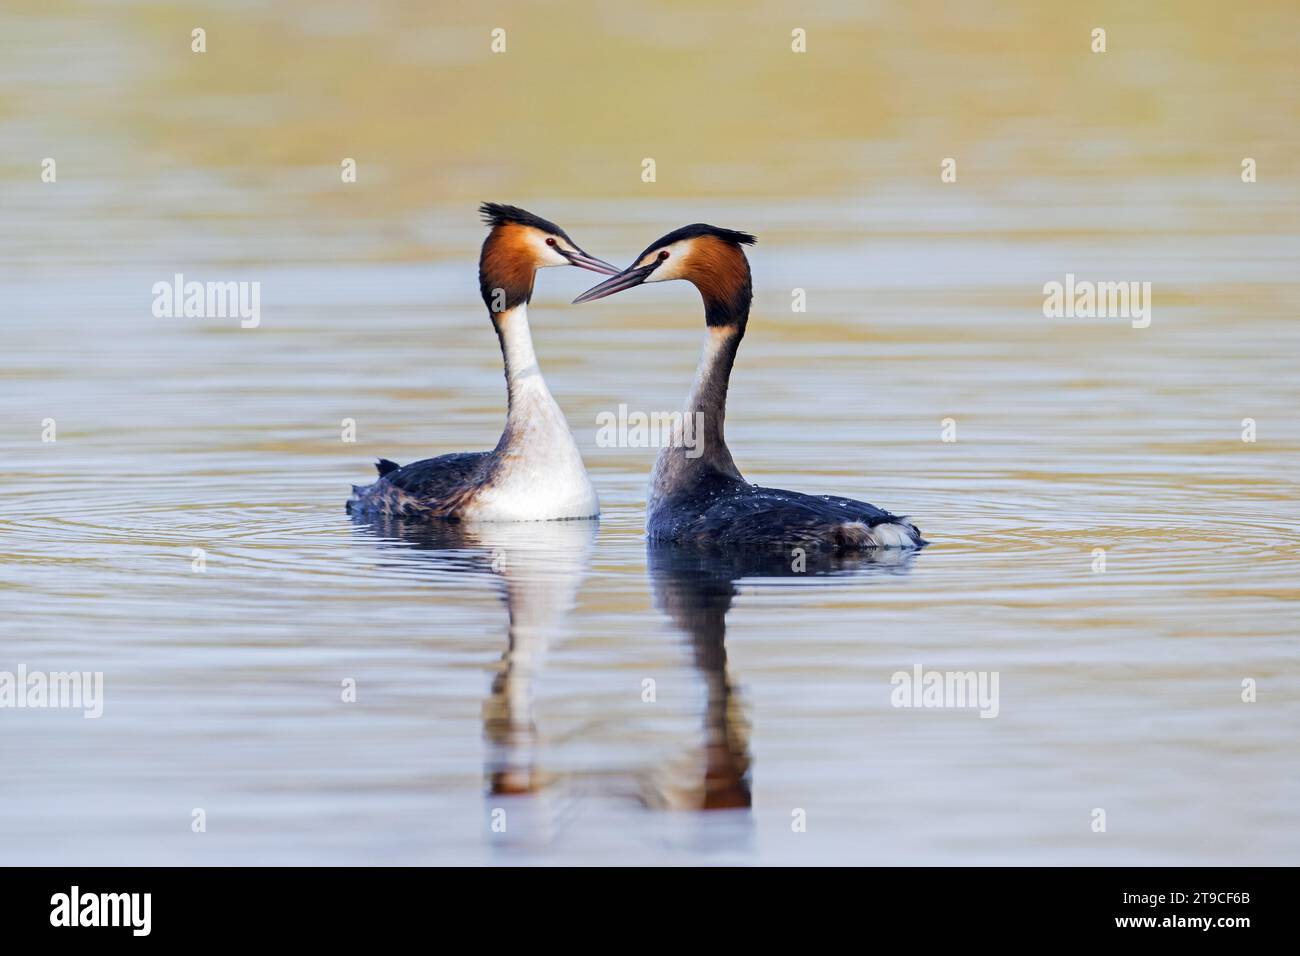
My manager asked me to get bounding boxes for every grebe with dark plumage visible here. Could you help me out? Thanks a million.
[347,203,618,522]
[574,224,925,551]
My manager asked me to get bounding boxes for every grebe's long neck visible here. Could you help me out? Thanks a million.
[649,322,746,507]
[683,324,743,471]
[494,303,555,419]
[491,301,579,457]
[483,303,597,520]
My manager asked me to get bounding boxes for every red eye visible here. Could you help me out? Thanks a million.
[658,250,670,260]
[545,237,557,246]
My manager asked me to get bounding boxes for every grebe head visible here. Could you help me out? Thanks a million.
[478,202,618,313]
[572,224,756,327]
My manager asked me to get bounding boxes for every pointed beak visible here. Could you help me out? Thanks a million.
[572,263,655,303]
[561,247,621,275]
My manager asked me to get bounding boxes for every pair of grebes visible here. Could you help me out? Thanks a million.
[348,204,924,553]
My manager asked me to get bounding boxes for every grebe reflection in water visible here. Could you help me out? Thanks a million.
[643,543,918,816]
[351,514,596,827]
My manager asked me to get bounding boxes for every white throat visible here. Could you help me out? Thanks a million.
[498,303,549,409]
[648,326,742,513]
[467,303,599,522]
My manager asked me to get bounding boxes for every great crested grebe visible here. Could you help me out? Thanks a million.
[574,224,925,550]
[347,203,617,522]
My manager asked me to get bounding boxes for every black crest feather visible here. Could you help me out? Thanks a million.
[478,202,569,240]
[636,223,756,261]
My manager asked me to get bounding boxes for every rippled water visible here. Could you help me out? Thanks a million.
[2,2,1298,865]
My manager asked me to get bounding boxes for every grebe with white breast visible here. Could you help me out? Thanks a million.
[348,204,617,522]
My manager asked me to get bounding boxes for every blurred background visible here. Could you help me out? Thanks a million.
[0,0,1296,865]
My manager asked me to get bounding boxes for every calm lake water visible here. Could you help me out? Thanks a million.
[1,2,1297,865]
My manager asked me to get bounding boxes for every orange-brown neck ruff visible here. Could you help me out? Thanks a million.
[686,237,753,328]
[479,224,537,314]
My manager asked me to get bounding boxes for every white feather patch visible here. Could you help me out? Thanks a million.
[844,520,920,549]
